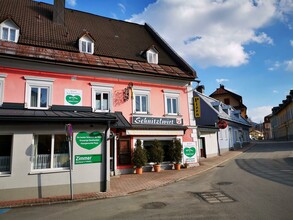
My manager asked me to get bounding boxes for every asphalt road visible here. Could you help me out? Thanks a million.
[1,141,293,220]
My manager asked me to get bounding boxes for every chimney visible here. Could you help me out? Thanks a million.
[220,84,224,89]
[53,0,65,25]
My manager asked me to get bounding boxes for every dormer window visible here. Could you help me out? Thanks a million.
[79,34,94,54]
[146,46,158,64]
[0,19,20,43]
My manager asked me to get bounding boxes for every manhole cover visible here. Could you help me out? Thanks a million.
[194,191,236,204]
[142,202,167,209]
[217,182,233,185]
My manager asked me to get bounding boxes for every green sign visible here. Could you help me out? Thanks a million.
[75,154,102,164]
[76,131,103,150]
[66,95,81,105]
[184,147,196,158]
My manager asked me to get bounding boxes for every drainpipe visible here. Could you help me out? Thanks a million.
[103,121,110,192]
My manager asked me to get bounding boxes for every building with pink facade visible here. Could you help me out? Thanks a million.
[0,0,198,201]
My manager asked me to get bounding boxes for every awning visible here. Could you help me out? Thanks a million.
[0,108,132,127]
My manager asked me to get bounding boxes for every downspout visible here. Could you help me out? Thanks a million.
[103,121,110,192]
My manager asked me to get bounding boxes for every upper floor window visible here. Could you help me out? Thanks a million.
[25,76,54,110]
[32,134,69,170]
[0,19,20,43]
[91,83,113,112]
[146,46,158,64]
[164,90,180,115]
[0,74,7,106]
[79,34,94,54]
[133,88,150,114]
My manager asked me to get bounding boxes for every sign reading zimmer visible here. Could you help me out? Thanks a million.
[75,131,103,150]
[183,142,197,164]
[65,89,82,106]
[75,154,102,164]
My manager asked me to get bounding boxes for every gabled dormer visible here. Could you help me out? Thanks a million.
[0,18,20,43]
[145,45,159,64]
[78,33,95,54]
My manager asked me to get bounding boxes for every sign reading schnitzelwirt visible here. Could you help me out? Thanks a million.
[132,116,183,125]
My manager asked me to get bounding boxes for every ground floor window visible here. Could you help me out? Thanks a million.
[0,135,12,174]
[33,134,69,170]
[143,140,173,162]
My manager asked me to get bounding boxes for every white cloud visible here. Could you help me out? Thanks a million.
[284,59,293,71]
[273,90,279,93]
[216,78,229,84]
[128,0,293,68]
[268,61,281,71]
[118,3,126,14]
[290,40,293,47]
[66,0,76,7]
[248,106,273,123]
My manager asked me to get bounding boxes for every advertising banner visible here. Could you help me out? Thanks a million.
[183,142,197,164]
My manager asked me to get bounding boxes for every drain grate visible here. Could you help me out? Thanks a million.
[217,181,233,186]
[142,202,167,209]
[195,191,236,204]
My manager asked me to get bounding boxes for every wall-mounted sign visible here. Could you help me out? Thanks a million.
[183,142,197,164]
[75,154,102,164]
[193,97,201,118]
[132,116,183,125]
[217,119,228,129]
[65,89,82,106]
[75,131,103,150]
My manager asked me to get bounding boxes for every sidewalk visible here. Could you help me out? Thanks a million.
[0,144,254,208]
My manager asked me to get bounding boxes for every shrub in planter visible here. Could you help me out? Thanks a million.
[170,139,183,170]
[132,139,147,174]
[149,139,164,172]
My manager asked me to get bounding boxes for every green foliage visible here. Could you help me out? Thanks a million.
[132,139,147,168]
[149,139,164,165]
[170,139,183,164]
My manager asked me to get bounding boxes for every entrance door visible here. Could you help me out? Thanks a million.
[117,139,131,166]
[199,137,206,158]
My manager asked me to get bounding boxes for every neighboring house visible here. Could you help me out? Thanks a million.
[0,0,198,201]
[194,91,250,158]
[263,114,272,140]
[271,90,293,140]
[210,84,248,119]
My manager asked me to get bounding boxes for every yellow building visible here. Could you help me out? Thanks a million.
[271,90,293,140]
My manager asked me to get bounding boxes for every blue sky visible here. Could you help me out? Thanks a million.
[36,0,293,123]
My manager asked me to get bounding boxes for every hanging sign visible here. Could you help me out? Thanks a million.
[217,119,228,129]
[193,97,201,118]
[183,142,197,164]
[65,89,82,106]
[75,131,103,150]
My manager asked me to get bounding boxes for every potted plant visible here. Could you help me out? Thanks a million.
[132,139,147,174]
[149,139,164,172]
[170,139,183,170]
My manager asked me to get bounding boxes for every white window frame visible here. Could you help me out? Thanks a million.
[0,74,7,106]
[91,82,113,112]
[146,48,158,64]
[31,134,69,172]
[133,87,151,114]
[79,35,94,54]
[0,19,20,43]
[163,90,180,115]
[24,76,54,110]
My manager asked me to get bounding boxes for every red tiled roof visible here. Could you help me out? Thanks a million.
[0,41,190,78]
[0,0,196,79]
